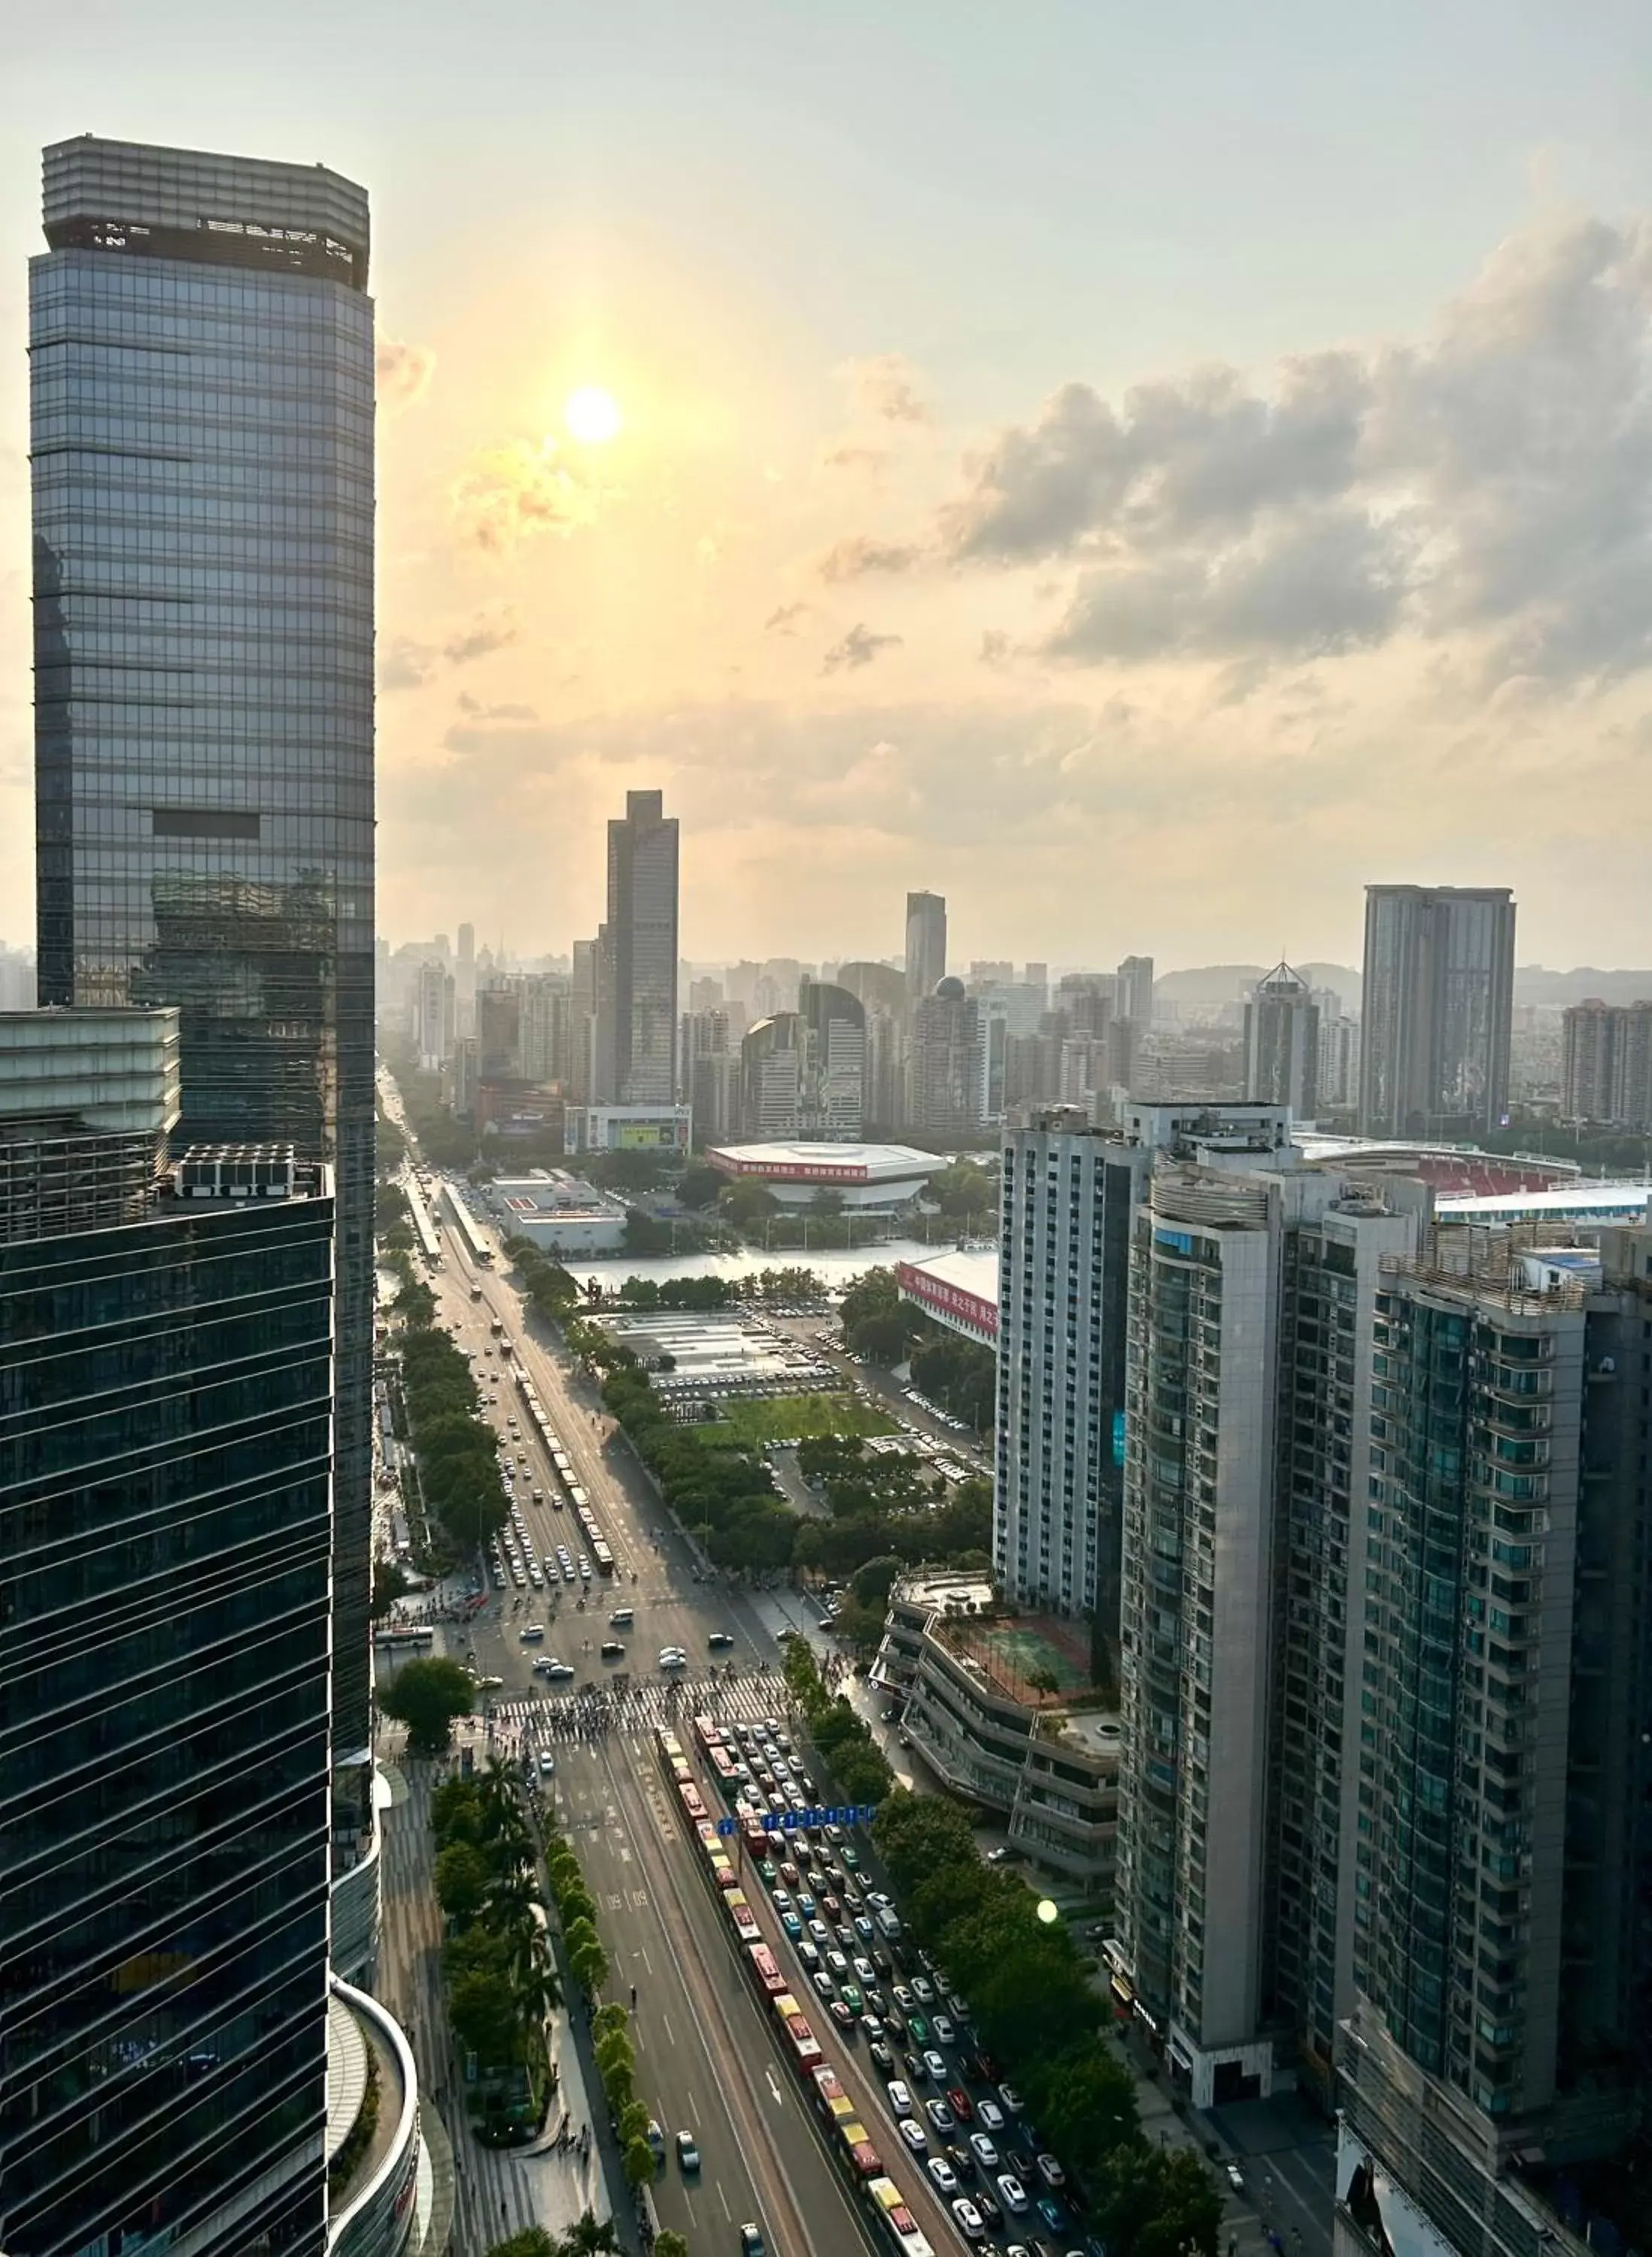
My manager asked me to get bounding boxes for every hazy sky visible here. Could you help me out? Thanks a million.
[5,2,1652,970]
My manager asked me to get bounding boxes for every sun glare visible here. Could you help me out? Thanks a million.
[564,385,623,445]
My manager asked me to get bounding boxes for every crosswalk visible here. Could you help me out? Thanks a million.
[487,1666,791,1738]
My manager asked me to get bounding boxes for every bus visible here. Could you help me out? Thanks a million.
[726,1889,760,1943]
[490,1316,505,1338]
[773,1994,821,2070]
[694,1715,724,1752]
[679,1782,708,1824]
[708,1746,739,1797]
[592,1539,615,1575]
[373,1625,434,1650]
[749,1943,785,1995]
[867,2177,935,2257]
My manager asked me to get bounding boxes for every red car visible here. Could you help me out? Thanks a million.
[946,2087,974,2123]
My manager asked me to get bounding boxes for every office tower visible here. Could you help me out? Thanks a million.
[1561,998,1652,1128]
[995,1107,1147,1624]
[517,971,571,1084]
[689,974,725,1015]
[800,977,867,1140]
[1110,1111,1423,2107]
[1243,961,1319,1116]
[1116,953,1155,1027]
[0,1009,336,2254]
[1338,1227,1652,2257]
[455,919,477,1033]
[686,1009,737,1144]
[741,1015,804,1140]
[1359,885,1516,1138]
[30,135,377,1782]
[569,937,598,1101]
[838,961,910,1132]
[1024,961,1049,1004]
[970,959,1014,986]
[910,977,983,1141]
[412,957,455,1070]
[477,981,522,1080]
[595,790,679,1103]
[905,890,948,1008]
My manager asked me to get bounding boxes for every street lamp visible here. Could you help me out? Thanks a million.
[1036,1898,1059,1926]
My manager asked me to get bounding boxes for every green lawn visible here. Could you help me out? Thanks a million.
[701,1393,898,1447]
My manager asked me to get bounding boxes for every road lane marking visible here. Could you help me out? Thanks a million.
[718,2184,732,2220]
[663,2012,676,2045]
[766,2068,783,2105]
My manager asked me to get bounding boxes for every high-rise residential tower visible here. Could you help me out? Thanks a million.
[1116,953,1155,1028]
[596,790,679,1103]
[29,136,377,1785]
[910,977,982,1141]
[1243,961,1319,1116]
[995,1107,1147,1624]
[905,890,947,1009]
[0,1010,338,2254]
[1359,885,1516,1139]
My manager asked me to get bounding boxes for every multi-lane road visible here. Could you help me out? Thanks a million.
[388,1138,936,2256]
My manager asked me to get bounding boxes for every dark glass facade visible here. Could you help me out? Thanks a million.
[0,1177,336,2255]
[29,138,376,1757]
[597,789,679,1104]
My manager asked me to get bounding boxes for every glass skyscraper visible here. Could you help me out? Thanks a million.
[1358,884,1516,1141]
[0,1009,336,2255]
[29,135,376,1766]
[596,788,679,1103]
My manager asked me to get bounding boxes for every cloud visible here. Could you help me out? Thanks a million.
[840,353,932,425]
[822,623,903,673]
[818,535,922,582]
[380,612,520,692]
[937,214,1652,683]
[765,603,810,633]
[376,336,435,413]
[456,692,539,721]
[454,437,599,552]
[821,444,888,474]
[443,615,518,665]
[979,629,1013,667]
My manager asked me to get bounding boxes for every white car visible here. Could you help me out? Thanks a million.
[897,2116,928,2154]
[925,2155,958,2195]
[951,2198,985,2244]
[976,2099,1007,2134]
[885,2079,913,2116]
[659,1648,688,1669]
[996,2173,1030,2215]
[969,2132,1000,2172]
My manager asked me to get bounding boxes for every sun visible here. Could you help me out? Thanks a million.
[563,385,623,445]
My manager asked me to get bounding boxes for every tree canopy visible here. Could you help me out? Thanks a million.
[378,1657,476,1754]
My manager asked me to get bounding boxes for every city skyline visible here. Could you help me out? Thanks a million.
[6,9,1652,967]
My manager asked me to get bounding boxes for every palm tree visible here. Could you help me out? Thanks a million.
[556,2217,618,2257]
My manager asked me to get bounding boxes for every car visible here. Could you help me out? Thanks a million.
[829,1998,855,2030]
[841,1982,864,2014]
[538,1751,557,1777]
[519,1624,545,1643]
[780,1912,802,1940]
[808,1919,830,1945]
[1035,2194,1068,2235]
[676,2129,701,2173]
[842,1845,860,1868]
[1034,2154,1067,2191]
[906,2012,931,2046]
[811,1970,835,2001]
[925,2098,956,2134]
[945,2086,973,2122]
[926,2156,959,2195]
[922,2050,948,2083]
[472,1673,503,1689]
[646,2120,666,2164]
[932,2015,957,2046]
[892,1985,916,2013]
[821,1893,841,1919]
[797,1940,821,1971]
[886,2078,913,2115]
[1225,2162,1246,2193]
[826,1949,849,1976]
[659,1647,688,1669]
[897,2116,928,2155]
[609,1608,634,1627]
[779,1861,800,1885]
[739,2228,766,2257]
[996,2173,1030,2216]
[539,1657,576,1679]
[999,2084,1025,2116]
[771,1886,791,1909]
[868,2040,894,2074]
[797,1891,816,1916]
[709,1630,734,1648]
[952,2198,986,2243]
[911,1976,935,2005]
[600,1640,625,1660]
[854,1955,877,1985]
[948,2142,977,2181]
[903,2050,928,2084]
[973,2189,1002,2231]
[758,1859,778,1885]
[970,2132,1001,2172]
[976,2099,1006,2134]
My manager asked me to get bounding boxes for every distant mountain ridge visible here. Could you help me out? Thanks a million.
[1154,964,1652,1013]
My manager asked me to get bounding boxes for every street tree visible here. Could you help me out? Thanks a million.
[434,1841,493,1927]
[378,1657,475,1754]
